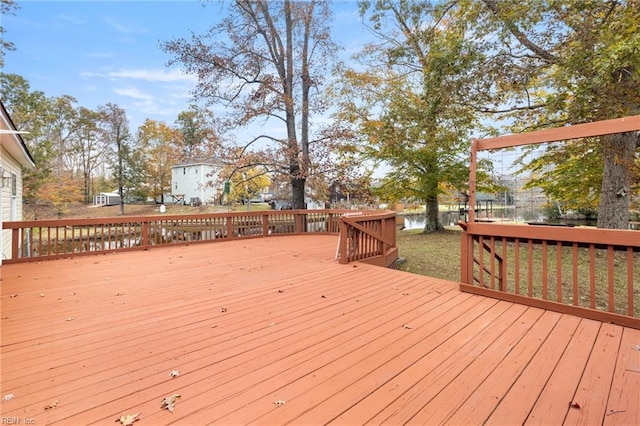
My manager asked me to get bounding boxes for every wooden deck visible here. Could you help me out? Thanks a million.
[1,235,638,425]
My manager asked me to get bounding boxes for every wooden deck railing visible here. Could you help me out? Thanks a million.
[462,115,640,329]
[2,209,398,267]
[460,219,639,328]
[337,211,398,267]
[460,222,640,328]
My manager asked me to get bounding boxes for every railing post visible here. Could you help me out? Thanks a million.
[262,213,270,237]
[12,228,20,260]
[226,215,234,239]
[141,221,150,249]
[460,227,471,284]
[295,213,306,233]
[338,219,348,264]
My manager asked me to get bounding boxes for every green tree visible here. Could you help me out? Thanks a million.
[336,0,481,232]
[0,74,54,215]
[162,0,337,209]
[0,74,94,216]
[458,0,640,228]
[174,106,220,161]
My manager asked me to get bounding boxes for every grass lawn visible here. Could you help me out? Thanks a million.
[396,227,462,282]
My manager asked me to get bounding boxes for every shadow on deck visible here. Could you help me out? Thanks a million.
[1,235,638,425]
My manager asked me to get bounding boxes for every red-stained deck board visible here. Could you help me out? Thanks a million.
[1,235,637,425]
[483,314,583,425]
[565,323,623,425]
[604,327,640,425]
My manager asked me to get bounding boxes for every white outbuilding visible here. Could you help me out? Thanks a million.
[94,192,121,206]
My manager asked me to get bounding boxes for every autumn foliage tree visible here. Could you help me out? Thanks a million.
[455,0,640,229]
[162,0,338,209]
[137,119,181,204]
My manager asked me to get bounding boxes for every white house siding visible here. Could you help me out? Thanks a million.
[171,163,222,205]
[1,148,24,262]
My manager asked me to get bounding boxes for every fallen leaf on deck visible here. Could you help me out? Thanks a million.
[274,400,286,406]
[569,401,580,409]
[116,413,140,425]
[402,324,413,329]
[2,393,15,402]
[169,370,180,378]
[44,400,59,410]
[160,394,180,413]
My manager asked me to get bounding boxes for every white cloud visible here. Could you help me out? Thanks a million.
[104,17,148,34]
[56,14,87,26]
[113,86,154,101]
[80,68,197,84]
[109,68,196,83]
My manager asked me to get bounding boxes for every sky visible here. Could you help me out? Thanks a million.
[2,0,371,132]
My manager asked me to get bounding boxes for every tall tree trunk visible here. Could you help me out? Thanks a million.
[281,0,304,210]
[597,132,638,229]
[84,170,91,204]
[118,139,125,216]
[422,165,443,233]
[423,197,443,233]
[296,1,313,211]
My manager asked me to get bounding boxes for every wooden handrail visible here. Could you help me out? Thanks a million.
[2,209,390,264]
[463,114,640,328]
[460,222,639,328]
[337,211,398,267]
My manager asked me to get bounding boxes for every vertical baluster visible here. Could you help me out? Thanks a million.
[514,239,520,294]
[589,244,596,309]
[556,241,563,303]
[607,246,614,312]
[572,243,579,306]
[527,240,533,297]
[542,241,548,300]
[627,247,634,316]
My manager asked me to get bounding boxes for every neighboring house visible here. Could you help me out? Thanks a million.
[1,101,35,265]
[171,161,223,206]
[94,192,121,206]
